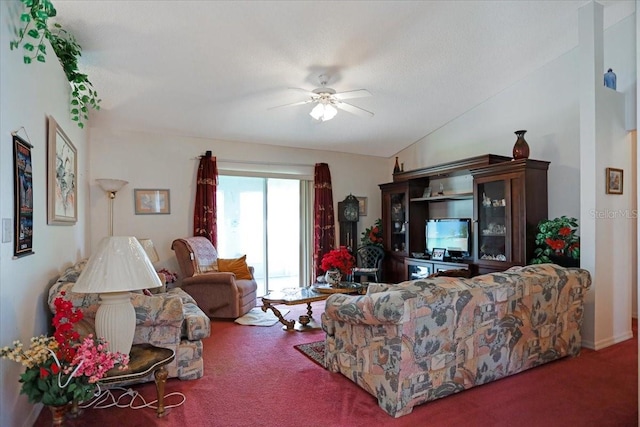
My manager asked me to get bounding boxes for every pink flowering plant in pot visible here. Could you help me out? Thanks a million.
[0,292,129,406]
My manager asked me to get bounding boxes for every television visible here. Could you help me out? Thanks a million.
[425,218,472,259]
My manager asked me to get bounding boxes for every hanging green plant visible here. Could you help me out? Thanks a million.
[10,0,101,129]
[9,0,56,63]
[48,25,101,128]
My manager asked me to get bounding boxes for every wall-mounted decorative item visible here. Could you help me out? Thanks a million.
[355,196,368,216]
[606,167,623,195]
[134,189,171,214]
[431,248,446,261]
[13,134,34,257]
[47,116,77,225]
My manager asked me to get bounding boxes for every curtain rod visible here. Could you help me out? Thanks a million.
[193,157,314,168]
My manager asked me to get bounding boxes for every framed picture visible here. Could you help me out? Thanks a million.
[13,134,34,257]
[355,196,367,216]
[134,189,171,214]
[431,248,446,261]
[47,116,77,225]
[606,168,623,195]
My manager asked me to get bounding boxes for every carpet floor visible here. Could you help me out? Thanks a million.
[34,301,638,427]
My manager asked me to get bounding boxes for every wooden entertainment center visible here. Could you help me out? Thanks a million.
[379,154,549,282]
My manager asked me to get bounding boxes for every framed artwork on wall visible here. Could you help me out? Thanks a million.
[47,116,77,225]
[606,167,623,195]
[13,134,34,257]
[355,196,367,216]
[134,189,171,214]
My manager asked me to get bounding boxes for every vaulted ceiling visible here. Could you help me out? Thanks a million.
[53,1,634,157]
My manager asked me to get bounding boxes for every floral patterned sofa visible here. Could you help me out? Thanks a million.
[48,259,211,382]
[321,264,592,418]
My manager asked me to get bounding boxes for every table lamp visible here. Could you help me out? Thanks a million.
[72,236,162,354]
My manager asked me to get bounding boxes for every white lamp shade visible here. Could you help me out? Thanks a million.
[73,236,162,293]
[96,178,128,193]
[137,238,160,264]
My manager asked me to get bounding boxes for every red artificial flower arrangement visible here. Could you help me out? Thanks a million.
[321,246,355,275]
[361,218,383,247]
[532,216,580,264]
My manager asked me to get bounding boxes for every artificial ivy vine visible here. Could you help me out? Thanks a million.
[10,0,101,129]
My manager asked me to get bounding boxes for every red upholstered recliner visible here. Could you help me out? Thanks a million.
[171,237,257,319]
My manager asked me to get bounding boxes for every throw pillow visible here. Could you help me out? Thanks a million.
[217,255,253,280]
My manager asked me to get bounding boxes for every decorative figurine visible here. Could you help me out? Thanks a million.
[604,68,616,90]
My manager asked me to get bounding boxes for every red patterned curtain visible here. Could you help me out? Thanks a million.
[194,151,218,246]
[313,163,335,278]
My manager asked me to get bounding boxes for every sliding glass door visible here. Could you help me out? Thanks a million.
[217,175,308,296]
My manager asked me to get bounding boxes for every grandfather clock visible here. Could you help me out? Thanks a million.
[338,194,359,252]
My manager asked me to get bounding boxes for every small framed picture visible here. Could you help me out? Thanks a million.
[606,168,623,195]
[355,196,367,216]
[431,248,446,261]
[134,189,171,214]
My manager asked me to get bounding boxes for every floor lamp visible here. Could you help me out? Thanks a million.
[96,178,128,236]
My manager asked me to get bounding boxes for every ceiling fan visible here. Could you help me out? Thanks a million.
[271,74,374,121]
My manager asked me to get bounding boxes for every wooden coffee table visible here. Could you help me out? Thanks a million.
[261,284,365,332]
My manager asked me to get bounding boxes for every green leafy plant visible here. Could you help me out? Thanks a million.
[48,25,101,128]
[531,216,580,264]
[9,0,56,64]
[360,218,383,247]
[10,0,101,128]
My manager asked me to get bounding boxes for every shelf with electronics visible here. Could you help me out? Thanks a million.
[380,154,549,282]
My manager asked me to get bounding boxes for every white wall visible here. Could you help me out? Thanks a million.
[87,128,389,279]
[0,2,90,426]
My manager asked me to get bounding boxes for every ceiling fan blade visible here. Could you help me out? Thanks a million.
[268,99,314,110]
[288,87,318,97]
[333,89,372,100]
[336,101,374,118]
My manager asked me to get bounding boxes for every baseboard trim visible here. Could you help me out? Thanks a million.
[583,329,634,350]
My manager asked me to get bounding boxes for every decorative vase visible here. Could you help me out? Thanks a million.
[48,404,69,427]
[512,130,530,160]
[393,157,401,174]
[324,269,342,286]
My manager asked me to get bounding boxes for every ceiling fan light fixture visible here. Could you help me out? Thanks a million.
[310,103,338,121]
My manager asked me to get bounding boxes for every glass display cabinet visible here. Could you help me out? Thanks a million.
[471,159,549,275]
[477,180,508,262]
[380,180,428,282]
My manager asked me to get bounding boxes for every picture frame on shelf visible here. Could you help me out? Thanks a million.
[431,248,446,261]
[355,196,367,216]
[47,116,77,225]
[134,189,171,214]
[606,167,623,195]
